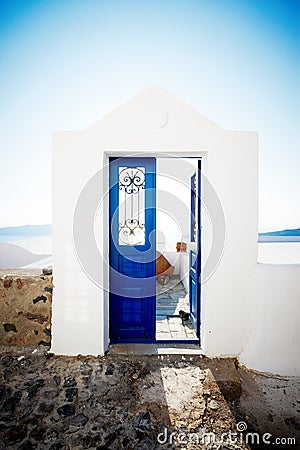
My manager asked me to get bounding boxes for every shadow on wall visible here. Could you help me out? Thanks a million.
[0,243,50,268]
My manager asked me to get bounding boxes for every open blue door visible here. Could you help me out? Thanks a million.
[109,157,156,343]
[189,161,201,339]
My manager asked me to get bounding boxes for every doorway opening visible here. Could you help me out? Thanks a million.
[155,158,200,343]
[108,156,201,345]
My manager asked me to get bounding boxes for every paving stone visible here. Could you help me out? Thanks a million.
[57,404,75,417]
[38,401,54,412]
[156,323,169,332]
[133,411,152,431]
[105,363,115,375]
[170,331,186,339]
[53,375,61,386]
[25,379,45,399]
[65,387,78,402]
[70,413,89,427]
[156,279,197,340]
[156,332,170,340]
[29,426,46,441]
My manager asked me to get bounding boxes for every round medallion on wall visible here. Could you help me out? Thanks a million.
[149,107,168,129]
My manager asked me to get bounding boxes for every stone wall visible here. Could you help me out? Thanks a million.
[0,270,52,347]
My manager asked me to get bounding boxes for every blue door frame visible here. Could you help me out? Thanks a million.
[109,156,201,345]
[189,160,201,339]
[109,157,156,343]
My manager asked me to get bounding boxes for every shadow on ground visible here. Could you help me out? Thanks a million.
[208,359,300,449]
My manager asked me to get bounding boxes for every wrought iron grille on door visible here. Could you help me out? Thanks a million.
[118,166,145,246]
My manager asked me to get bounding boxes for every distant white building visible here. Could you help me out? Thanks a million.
[51,86,299,376]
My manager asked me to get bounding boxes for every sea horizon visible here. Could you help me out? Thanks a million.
[0,234,299,266]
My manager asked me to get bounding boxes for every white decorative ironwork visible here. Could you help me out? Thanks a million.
[119,167,145,194]
[119,219,145,245]
[118,167,145,245]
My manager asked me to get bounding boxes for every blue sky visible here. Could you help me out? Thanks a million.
[0,0,299,231]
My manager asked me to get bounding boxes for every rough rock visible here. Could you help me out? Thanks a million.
[208,399,219,410]
[0,273,52,346]
[3,323,17,333]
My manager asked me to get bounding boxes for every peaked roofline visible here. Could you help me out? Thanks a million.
[81,84,223,132]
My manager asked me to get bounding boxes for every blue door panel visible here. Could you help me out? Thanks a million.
[119,257,147,277]
[109,157,156,343]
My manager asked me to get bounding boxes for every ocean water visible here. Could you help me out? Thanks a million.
[258,242,300,264]
[0,235,299,264]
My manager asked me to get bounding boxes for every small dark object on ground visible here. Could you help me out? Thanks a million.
[179,310,190,321]
[42,267,52,275]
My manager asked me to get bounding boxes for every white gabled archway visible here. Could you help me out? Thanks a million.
[51,86,258,368]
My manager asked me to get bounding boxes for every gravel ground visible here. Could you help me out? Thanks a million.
[0,347,251,450]
[0,346,299,450]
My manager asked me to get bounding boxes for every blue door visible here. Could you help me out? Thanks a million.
[189,161,201,338]
[109,157,156,342]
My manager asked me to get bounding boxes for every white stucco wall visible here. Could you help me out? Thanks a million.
[156,157,198,282]
[50,86,299,376]
[239,264,300,376]
[179,253,189,292]
[156,158,197,250]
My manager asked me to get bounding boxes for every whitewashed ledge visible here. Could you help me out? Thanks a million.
[0,236,52,269]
